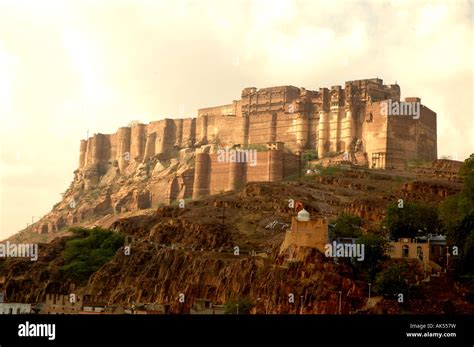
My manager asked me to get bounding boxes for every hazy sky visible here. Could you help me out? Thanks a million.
[0,0,473,239]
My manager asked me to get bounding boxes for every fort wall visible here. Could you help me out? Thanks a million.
[130,124,146,162]
[116,127,131,172]
[192,143,289,198]
[75,79,437,204]
[78,79,434,171]
[79,140,87,168]
[363,102,389,169]
[192,151,211,199]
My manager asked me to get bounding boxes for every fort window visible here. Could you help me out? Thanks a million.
[417,246,423,260]
[402,245,409,258]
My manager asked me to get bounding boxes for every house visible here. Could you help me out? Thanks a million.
[41,294,83,314]
[387,235,447,273]
[0,303,32,314]
[190,299,226,314]
[134,303,171,314]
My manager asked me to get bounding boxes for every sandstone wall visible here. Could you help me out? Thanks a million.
[363,102,389,169]
[130,124,146,162]
[192,145,289,199]
[77,79,437,171]
[116,127,131,172]
[386,100,437,169]
[75,80,437,200]
[414,105,437,160]
[205,114,242,146]
[280,217,329,254]
[197,103,237,117]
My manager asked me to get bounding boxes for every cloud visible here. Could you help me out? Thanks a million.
[0,0,472,239]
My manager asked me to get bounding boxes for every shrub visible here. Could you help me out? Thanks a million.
[354,233,388,281]
[374,261,415,297]
[62,227,124,284]
[331,213,363,238]
[383,202,441,240]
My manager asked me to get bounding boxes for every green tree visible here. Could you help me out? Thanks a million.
[374,261,415,297]
[331,213,363,238]
[439,153,474,279]
[354,233,388,282]
[62,227,124,284]
[383,202,440,240]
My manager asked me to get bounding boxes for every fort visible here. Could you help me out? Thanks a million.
[78,78,437,172]
[31,78,438,234]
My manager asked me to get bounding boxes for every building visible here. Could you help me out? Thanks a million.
[80,305,106,314]
[41,294,83,314]
[190,299,226,315]
[387,235,447,272]
[134,303,171,314]
[33,79,438,234]
[0,303,32,314]
[280,209,329,255]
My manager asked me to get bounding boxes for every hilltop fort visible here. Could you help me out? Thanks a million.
[27,78,437,234]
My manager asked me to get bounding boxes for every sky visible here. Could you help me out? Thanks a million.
[0,0,473,239]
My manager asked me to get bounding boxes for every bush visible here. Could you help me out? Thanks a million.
[374,261,415,297]
[354,233,388,281]
[383,202,441,240]
[62,227,124,284]
[331,213,363,238]
[438,154,474,280]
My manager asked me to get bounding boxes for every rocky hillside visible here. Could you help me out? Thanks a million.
[2,160,473,314]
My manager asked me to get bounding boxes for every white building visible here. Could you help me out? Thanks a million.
[0,303,32,314]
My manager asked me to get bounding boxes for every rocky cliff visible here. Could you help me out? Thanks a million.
[2,160,470,314]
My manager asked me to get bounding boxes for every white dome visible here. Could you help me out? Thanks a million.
[297,208,310,221]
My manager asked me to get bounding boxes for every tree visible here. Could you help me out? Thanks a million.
[383,202,440,240]
[330,213,363,239]
[62,227,124,284]
[439,153,474,279]
[459,227,474,278]
[354,233,388,282]
[374,261,415,297]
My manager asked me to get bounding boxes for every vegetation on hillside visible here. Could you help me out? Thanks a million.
[354,233,388,282]
[331,213,363,238]
[61,227,124,284]
[383,202,440,240]
[374,260,416,297]
[439,153,474,280]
